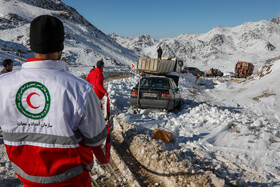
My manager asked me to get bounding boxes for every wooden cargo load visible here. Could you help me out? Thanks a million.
[137,57,180,74]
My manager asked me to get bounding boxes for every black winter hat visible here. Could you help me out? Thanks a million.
[30,15,64,54]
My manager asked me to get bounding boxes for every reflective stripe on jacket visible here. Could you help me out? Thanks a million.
[0,59,106,184]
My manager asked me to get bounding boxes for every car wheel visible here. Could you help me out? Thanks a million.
[176,99,182,109]
[167,100,175,111]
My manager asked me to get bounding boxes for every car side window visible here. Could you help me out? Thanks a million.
[171,80,174,89]
[169,79,177,89]
[140,79,149,87]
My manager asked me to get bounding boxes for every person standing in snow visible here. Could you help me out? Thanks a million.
[0,15,106,187]
[86,60,108,101]
[157,46,163,59]
[0,59,13,75]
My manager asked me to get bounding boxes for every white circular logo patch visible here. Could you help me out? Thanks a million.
[15,81,51,120]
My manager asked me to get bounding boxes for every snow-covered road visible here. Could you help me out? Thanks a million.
[106,67,280,186]
[0,63,279,186]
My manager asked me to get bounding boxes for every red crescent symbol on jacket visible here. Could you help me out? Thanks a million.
[26,92,40,109]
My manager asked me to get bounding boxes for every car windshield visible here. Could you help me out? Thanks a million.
[140,78,169,88]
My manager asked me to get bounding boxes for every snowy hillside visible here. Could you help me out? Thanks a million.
[1,0,280,77]
[0,0,137,69]
[109,17,280,74]
[0,1,280,186]
[211,56,280,120]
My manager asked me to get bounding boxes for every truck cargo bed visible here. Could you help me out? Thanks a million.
[137,57,177,74]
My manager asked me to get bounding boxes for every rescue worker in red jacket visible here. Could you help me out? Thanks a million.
[86,60,108,100]
[0,15,106,187]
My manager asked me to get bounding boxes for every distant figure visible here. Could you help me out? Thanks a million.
[86,60,108,100]
[213,69,217,77]
[1,59,13,74]
[157,46,163,59]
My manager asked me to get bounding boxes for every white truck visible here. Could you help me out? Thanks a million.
[137,57,183,74]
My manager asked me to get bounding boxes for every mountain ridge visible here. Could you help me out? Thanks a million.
[0,0,137,68]
[109,17,280,73]
[1,0,280,74]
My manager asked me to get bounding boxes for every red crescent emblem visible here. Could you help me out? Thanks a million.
[26,92,40,109]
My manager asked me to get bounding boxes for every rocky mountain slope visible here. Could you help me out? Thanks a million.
[0,0,137,68]
[109,17,280,73]
[1,0,280,75]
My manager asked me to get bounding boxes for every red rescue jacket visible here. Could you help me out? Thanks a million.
[86,68,107,99]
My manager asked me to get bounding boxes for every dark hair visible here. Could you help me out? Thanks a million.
[3,59,13,67]
[96,60,104,69]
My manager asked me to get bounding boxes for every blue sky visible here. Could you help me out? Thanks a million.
[62,0,280,39]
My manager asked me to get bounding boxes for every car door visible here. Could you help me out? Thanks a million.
[169,79,180,105]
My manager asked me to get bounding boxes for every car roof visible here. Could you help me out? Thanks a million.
[185,67,198,69]
[141,76,170,80]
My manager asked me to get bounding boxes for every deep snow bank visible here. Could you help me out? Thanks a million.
[106,72,280,185]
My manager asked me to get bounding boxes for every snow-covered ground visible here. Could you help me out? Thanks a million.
[0,60,279,186]
[103,60,280,185]
[0,0,279,186]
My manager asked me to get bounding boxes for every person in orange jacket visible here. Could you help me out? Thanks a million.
[86,60,108,100]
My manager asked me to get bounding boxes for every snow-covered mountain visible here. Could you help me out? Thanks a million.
[1,1,280,185]
[109,17,280,74]
[1,0,280,76]
[0,0,137,68]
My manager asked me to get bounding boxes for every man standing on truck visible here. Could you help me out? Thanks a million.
[157,46,163,59]
[0,15,107,186]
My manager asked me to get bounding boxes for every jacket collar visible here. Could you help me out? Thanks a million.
[95,68,103,72]
[22,59,68,71]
